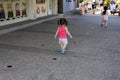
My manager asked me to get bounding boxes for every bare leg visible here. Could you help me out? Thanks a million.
[104,20,107,28]
[101,19,104,26]
[60,44,64,49]
[62,44,67,49]
[60,44,67,53]
[61,44,67,49]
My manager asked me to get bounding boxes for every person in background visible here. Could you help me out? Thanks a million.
[101,6,109,28]
[81,2,85,15]
[100,1,105,14]
[92,0,96,14]
[110,1,116,15]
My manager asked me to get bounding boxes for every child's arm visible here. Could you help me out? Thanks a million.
[54,27,59,39]
[65,27,72,38]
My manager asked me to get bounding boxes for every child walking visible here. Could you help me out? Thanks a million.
[101,6,109,28]
[55,18,72,53]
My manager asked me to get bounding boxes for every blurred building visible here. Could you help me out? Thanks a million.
[0,0,77,26]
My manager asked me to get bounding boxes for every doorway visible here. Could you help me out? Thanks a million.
[58,0,63,14]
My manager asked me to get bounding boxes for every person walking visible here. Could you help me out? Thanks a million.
[92,0,97,14]
[101,6,109,28]
[81,2,85,15]
[55,18,72,53]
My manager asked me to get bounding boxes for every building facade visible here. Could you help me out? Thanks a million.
[0,0,58,26]
[0,0,77,26]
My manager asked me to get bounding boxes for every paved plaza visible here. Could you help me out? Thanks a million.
[0,14,120,80]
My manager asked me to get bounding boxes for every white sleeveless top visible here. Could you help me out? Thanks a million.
[102,10,108,20]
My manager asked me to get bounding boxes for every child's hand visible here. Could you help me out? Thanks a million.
[70,35,72,38]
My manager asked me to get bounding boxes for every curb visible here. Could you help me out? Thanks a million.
[0,16,60,35]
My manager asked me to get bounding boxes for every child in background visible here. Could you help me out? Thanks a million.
[55,18,72,53]
[101,6,109,28]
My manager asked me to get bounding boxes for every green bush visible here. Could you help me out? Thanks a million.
[105,0,110,5]
[79,0,84,3]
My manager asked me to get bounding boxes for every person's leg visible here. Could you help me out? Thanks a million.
[60,39,68,53]
[92,5,94,14]
[101,19,104,26]
[92,8,95,14]
[60,44,64,53]
[59,38,64,52]
[62,44,67,49]
[60,44,64,49]
[60,44,67,53]
[104,20,107,28]
[92,4,96,14]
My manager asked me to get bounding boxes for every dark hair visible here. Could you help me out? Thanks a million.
[104,6,108,11]
[102,10,106,15]
[102,6,108,15]
[57,18,68,25]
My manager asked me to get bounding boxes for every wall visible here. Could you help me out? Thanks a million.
[47,0,58,15]
[35,0,48,18]
[29,0,58,19]
[0,0,58,26]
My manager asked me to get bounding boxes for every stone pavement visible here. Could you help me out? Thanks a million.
[0,14,120,80]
